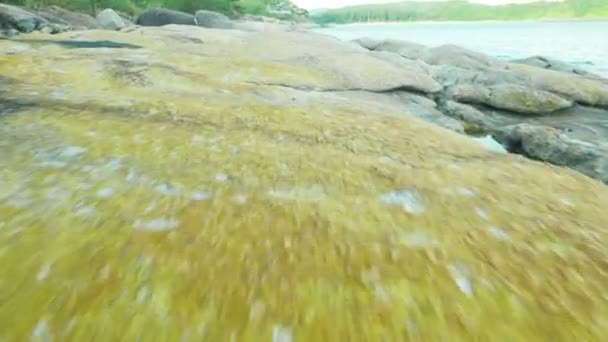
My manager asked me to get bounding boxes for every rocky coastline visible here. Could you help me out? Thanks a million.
[2,3,608,340]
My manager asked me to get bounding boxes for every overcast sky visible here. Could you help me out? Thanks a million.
[297,0,562,10]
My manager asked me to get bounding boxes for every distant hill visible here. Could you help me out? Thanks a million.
[311,0,608,23]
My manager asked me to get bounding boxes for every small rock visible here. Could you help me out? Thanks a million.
[96,8,128,30]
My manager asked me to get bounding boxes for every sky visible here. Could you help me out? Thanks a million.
[296,0,562,10]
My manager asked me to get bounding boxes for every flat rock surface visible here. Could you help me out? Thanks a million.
[1,26,608,340]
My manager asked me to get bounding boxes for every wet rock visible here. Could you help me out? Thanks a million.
[195,10,233,29]
[136,8,196,27]
[497,123,608,183]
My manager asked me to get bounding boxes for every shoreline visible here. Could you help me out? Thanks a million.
[315,18,608,26]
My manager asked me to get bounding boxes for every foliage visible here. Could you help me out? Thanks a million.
[312,0,608,24]
[3,0,305,17]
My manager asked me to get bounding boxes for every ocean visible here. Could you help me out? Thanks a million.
[313,20,608,77]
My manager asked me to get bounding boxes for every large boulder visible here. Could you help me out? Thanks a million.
[96,8,129,30]
[136,8,196,26]
[2,26,608,340]
[33,5,97,29]
[195,10,233,29]
[3,26,608,340]
[451,83,573,115]
[0,3,46,33]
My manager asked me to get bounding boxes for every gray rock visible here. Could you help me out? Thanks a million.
[195,10,233,29]
[377,40,428,60]
[512,56,599,78]
[355,39,503,70]
[0,28,19,37]
[136,8,196,27]
[440,101,488,128]
[507,63,608,107]
[0,4,46,33]
[451,83,573,115]
[351,37,382,50]
[431,64,527,87]
[33,5,97,29]
[97,8,128,30]
[391,92,464,132]
[424,44,504,70]
[496,124,608,183]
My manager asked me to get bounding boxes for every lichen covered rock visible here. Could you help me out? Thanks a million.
[1,26,608,340]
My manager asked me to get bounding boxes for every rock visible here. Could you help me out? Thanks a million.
[451,83,573,114]
[114,10,134,24]
[33,5,98,29]
[512,56,599,78]
[0,28,19,37]
[352,37,382,50]
[507,63,608,107]
[391,92,464,132]
[234,20,293,32]
[364,39,429,60]
[0,3,46,33]
[195,10,233,29]
[2,26,608,340]
[497,124,608,183]
[440,100,489,128]
[355,39,503,69]
[136,8,196,27]
[97,8,128,30]
[423,44,504,70]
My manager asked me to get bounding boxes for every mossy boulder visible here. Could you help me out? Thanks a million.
[451,83,573,114]
[1,26,608,340]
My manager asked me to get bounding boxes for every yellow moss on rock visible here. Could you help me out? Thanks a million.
[1,27,608,341]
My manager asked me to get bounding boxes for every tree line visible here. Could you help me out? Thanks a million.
[3,0,295,17]
[312,0,608,24]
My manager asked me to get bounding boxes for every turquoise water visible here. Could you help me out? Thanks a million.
[313,21,608,77]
